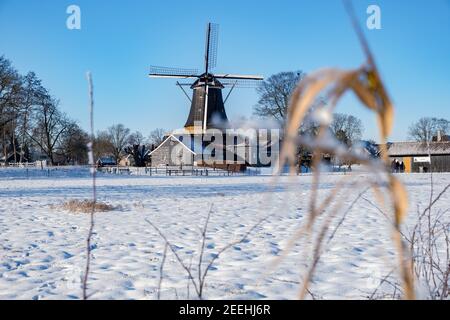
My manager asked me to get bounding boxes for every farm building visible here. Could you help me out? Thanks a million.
[0,151,27,165]
[387,141,450,173]
[97,157,117,167]
[149,133,277,171]
[119,155,135,167]
[149,135,196,167]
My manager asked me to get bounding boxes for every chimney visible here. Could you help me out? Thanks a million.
[437,130,442,142]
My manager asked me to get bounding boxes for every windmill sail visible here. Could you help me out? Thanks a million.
[148,22,264,131]
[220,79,264,88]
[149,66,199,78]
[207,23,219,70]
[214,74,264,80]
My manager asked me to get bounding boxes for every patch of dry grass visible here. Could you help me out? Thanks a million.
[57,199,117,213]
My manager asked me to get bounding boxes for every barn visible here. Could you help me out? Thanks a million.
[148,131,277,171]
[387,141,450,173]
[149,135,197,167]
[0,151,26,165]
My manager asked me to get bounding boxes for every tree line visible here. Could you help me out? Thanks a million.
[408,117,449,142]
[0,56,166,166]
[0,56,88,165]
[2,57,447,167]
[253,71,365,147]
[95,125,166,166]
[253,71,449,144]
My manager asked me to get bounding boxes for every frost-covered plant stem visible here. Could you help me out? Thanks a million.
[146,206,267,299]
[82,72,96,300]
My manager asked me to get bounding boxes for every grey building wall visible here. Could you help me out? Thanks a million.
[411,155,450,173]
[150,138,195,167]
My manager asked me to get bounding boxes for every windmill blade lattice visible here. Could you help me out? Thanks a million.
[208,23,219,70]
[149,66,199,78]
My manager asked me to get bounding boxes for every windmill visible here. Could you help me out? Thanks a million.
[149,23,263,132]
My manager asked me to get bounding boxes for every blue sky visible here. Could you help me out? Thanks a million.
[0,0,449,141]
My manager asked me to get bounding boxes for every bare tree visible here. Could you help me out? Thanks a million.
[26,95,69,165]
[253,71,306,124]
[107,124,130,163]
[124,144,149,167]
[1,56,87,165]
[408,117,449,142]
[16,72,47,162]
[93,130,114,161]
[0,56,22,163]
[435,119,450,138]
[149,128,167,148]
[329,113,364,146]
[128,131,146,146]
[57,121,89,165]
[0,56,22,118]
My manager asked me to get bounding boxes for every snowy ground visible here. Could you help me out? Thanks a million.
[0,167,449,300]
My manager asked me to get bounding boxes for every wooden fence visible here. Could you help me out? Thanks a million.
[98,166,261,177]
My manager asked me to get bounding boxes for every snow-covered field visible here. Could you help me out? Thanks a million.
[0,168,449,300]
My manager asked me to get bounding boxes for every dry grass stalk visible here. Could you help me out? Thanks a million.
[274,1,414,299]
[407,179,450,299]
[365,179,450,299]
[146,205,268,299]
[83,71,97,300]
[369,269,402,300]
[157,243,168,300]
